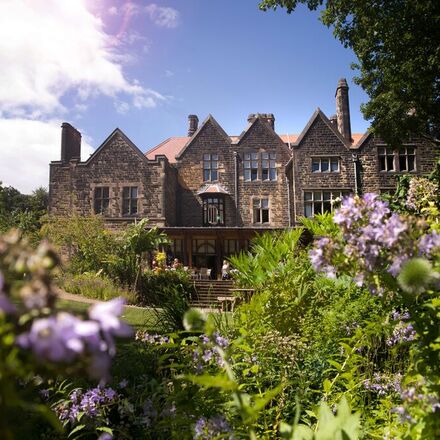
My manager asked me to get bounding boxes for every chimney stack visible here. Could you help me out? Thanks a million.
[61,122,81,163]
[335,78,352,142]
[247,113,275,130]
[188,115,199,136]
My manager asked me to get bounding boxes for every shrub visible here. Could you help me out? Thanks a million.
[138,270,195,331]
[58,272,137,304]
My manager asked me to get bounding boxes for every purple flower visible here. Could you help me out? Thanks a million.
[418,231,440,256]
[17,313,85,362]
[194,415,233,439]
[89,298,132,338]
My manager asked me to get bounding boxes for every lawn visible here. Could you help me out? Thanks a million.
[56,299,158,331]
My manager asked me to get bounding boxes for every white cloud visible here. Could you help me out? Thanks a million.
[0,0,166,117]
[0,119,94,194]
[165,70,174,78]
[108,6,118,16]
[145,4,179,28]
[121,2,179,28]
[114,101,130,114]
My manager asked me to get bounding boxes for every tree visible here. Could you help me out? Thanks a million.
[259,0,440,146]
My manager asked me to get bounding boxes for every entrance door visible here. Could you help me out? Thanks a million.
[192,239,218,279]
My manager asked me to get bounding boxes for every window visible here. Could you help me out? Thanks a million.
[304,190,350,218]
[253,198,269,224]
[378,147,416,172]
[193,239,216,255]
[244,152,259,181]
[122,186,138,215]
[94,187,109,214]
[312,157,339,173]
[203,197,225,226]
[262,152,277,181]
[378,147,395,171]
[399,147,416,172]
[224,239,239,256]
[203,154,218,181]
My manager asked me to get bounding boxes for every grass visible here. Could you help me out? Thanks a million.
[56,299,158,331]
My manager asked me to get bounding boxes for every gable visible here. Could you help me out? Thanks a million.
[83,129,149,167]
[294,110,349,150]
[236,117,291,156]
[175,115,231,160]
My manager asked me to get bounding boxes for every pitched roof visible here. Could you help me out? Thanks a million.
[144,113,365,162]
[145,137,188,163]
[197,183,230,195]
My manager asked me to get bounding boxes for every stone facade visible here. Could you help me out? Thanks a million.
[49,80,438,273]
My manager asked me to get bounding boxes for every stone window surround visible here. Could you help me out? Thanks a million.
[93,186,110,215]
[252,196,270,224]
[122,186,139,216]
[303,189,351,218]
[89,182,143,217]
[311,155,341,173]
[243,151,277,182]
[377,145,416,173]
[203,153,219,182]
[202,195,225,226]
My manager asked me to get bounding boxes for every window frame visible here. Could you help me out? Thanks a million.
[262,152,277,181]
[303,190,350,218]
[93,186,110,215]
[244,152,259,181]
[122,186,138,216]
[378,146,416,173]
[203,153,219,182]
[253,198,270,224]
[311,156,340,173]
[202,196,225,226]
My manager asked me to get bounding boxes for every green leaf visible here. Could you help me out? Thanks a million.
[68,424,86,438]
[184,373,238,390]
[323,378,332,394]
[96,426,113,434]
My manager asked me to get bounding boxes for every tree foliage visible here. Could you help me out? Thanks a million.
[259,0,440,146]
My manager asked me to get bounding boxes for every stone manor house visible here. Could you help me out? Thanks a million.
[49,79,437,277]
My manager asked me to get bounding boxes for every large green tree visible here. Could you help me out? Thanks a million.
[259,0,440,146]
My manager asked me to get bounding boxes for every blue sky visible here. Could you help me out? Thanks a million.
[0,0,369,193]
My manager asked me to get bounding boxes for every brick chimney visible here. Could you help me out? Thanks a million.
[335,78,352,142]
[188,115,199,136]
[247,113,275,130]
[61,122,81,163]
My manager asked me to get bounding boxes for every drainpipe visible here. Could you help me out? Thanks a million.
[234,151,239,226]
[286,174,292,227]
[287,135,297,225]
[352,153,359,195]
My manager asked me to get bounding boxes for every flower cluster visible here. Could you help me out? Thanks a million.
[17,298,132,380]
[309,194,440,294]
[135,331,171,345]
[56,386,119,424]
[387,311,416,346]
[363,372,402,396]
[194,415,233,439]
[192,333,229,371]
[406,177,438,212]
[393,384,440,423]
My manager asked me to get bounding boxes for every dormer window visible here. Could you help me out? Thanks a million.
[203,154,218,181]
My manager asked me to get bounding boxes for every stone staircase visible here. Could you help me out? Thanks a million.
[190,279,235,309]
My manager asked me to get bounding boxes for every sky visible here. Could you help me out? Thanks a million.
[0,0,370,194]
